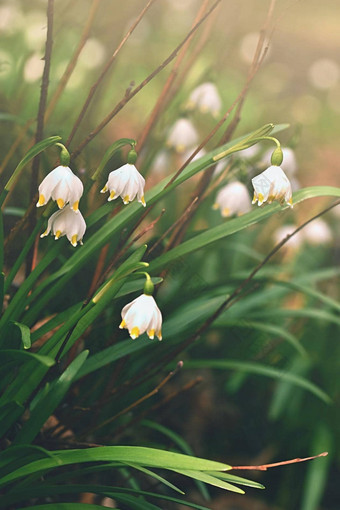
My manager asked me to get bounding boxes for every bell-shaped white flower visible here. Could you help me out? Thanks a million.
[166,118,198,153]
[213,181,252,217]
[120,293,162,340]
[252,165,293,208]
[101,163,146,206]
[262,147,297,177]
[41,207,86,247]
[36,165,84,212]
[150,150,170,175]
[303,218,332,245]
[273,225,304,250]
[187,82,222,117]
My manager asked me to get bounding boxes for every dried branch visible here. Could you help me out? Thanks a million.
[70,0,222,159]
[232,452,328,471]
[66,0,157,147]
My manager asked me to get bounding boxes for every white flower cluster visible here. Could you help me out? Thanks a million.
[37,164,86,247]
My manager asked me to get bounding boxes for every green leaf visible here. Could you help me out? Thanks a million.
[184,360,331,404]
[0,349,54,367]
[207,471,265,489]
[18,505,117,510]
[11,321,31,349]
[0,401,24,438]
[0,446,231,486]
[0,135,62,206]
[14,351,89,445]
[74,337,152,380]
[171,469,245,494]
[149,187,340,273]
[126,463,184,494]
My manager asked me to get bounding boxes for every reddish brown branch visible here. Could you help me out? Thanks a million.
[70,0,222,159]
[66,0,157,147]
[232,452,328,471]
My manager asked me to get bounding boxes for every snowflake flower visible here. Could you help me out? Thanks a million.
[101,163,146,206]
[166,118,198,153]
[213,181,252,217]
[252,165,293,208]
[36,165,83,212]
[187,82,222,117]
[120,294,162,340]
[41,207,86,247]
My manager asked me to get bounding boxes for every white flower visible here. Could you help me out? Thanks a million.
[187,82,222,117]
[273,225,303,250]
[252,165,293,208]
[262,147,297,177]
[101,163,146,206]
[150,150,170,175]
[213,181,251,217]
[166,118,198,153]
[41,207,86,247]
[303,218,332,245]
[120,294,162,340]
[179,147,206,166]
[37,165,83,212]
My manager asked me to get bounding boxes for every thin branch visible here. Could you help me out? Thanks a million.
[81,362,183,437]
[154,198,340,369]
[137,0,213,151]
[66,0,158,147]
[70,0,222,159]
[30,0,54,202]
[232,452,328,471]
[27,0,54,276]
[44,0,102,123]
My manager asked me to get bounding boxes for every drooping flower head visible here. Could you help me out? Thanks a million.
[101,163,146,206]
[262,147,298,177]
[120,273,162,341]
[37,144,83,212]
[166,118,198,153]
[213,181,252,217]
[120,293,163,341]
[187,82,222,117]
[41,207,86,247]
[37,165,84,212]
[252,165,293,208]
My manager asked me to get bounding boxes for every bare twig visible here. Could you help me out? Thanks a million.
[66,0,158,147]
[81,362,183,437]
[44,0,102,123]
[137,0,213,151]
[232,452,328,471]
[27,0,54,275]
[70,0,222,159]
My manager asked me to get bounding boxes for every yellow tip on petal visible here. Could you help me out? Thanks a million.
[101,185,108,193]
[157,330,163,341]
[288,197,293,208]
[176,144,185,153]
[212,203,219,210]
[252,193,257,204]
[56,198,65,209]
[148,329,155,340]
[141,196,146,207]
[108,190,115,201]
[130,326,140,339]
[119,319,126,329]
[37,194,45,207]
[40,230,48,238]
[123,195,130,204]
[72,201,79,212]
[55,230,62,240]
[71,234,77,247]
[222,207,230,217]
